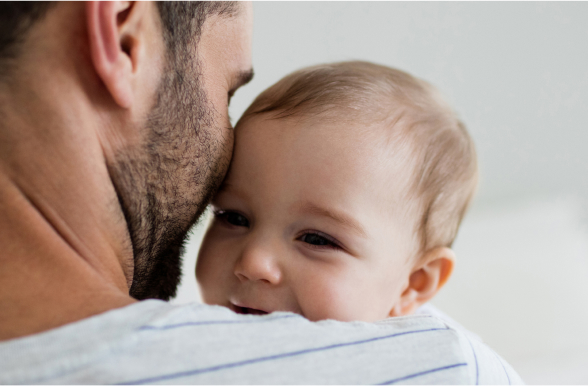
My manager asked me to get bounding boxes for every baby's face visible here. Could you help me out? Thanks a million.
[196,115,419,322]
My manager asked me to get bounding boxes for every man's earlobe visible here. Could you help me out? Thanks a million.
[389,247,455,317]
[86,1,137,108]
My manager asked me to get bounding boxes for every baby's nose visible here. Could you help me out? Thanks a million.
[233,244,282,285]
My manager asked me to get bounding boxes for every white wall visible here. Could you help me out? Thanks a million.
[173,3,588,383]
[435,196,588,383]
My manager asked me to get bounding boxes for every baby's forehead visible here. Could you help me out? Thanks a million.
[238,112,421,205]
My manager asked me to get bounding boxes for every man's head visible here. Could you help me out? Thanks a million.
[0,1,253,300]
[107,2,254,300]
[196,61,477,321]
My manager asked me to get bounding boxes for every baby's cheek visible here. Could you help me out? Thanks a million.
[196,232,232,304]
[297,276,366,322]
[297,267,397,322]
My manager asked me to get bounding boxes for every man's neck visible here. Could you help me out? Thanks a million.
[0,170,136,341]
[0,59,136,341]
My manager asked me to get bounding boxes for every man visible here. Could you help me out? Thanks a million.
[0,2,522,384]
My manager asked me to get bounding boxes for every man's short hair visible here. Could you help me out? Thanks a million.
[0,2,53,75]
[156,2,238,55]
[0,1,238,78]
[241,61,478,254]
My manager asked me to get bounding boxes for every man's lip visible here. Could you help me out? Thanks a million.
[230,301,269,315]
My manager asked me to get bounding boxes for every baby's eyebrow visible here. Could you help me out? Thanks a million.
[295,202,367,238]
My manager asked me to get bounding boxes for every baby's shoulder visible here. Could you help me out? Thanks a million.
[412,303,484,342]
[375,304,524,384]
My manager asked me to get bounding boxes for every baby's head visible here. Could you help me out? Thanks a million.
[196,61,477,322]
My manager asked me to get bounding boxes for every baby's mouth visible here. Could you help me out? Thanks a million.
[234,305,268,315]
[230,302,268,315]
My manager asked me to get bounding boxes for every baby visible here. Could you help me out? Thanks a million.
[196,61,478,322]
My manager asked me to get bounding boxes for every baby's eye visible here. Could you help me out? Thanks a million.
[299,232,341,250]
[214,210,250,228]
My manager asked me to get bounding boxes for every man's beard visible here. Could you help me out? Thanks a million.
[107,52,232,301]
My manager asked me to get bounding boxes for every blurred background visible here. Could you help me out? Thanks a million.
[171,3,588,383]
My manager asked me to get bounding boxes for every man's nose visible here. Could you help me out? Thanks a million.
[234,242,282,285]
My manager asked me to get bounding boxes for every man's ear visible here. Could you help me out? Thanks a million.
[86,1,141,109]
[389,247,455,317]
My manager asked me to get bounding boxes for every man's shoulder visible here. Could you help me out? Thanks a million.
[0,300,522,384]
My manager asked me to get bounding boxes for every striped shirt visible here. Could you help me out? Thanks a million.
[0,300,522,384]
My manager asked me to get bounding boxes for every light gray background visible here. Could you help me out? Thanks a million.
[172,3,588,384]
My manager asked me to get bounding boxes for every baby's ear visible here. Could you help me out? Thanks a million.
[389,247,455,317]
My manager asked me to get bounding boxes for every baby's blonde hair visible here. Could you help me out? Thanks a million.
[239,61,478,254]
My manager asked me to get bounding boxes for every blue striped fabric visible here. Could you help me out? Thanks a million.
[0,300,523,384]
[138,314,298,331]
[120,326,450,384]
[377,363,468,384]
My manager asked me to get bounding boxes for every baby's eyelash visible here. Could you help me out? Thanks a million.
[213,209,250,228]
[298,231,343,250]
